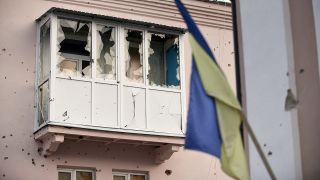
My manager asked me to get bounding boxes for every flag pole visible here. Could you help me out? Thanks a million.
[241,112,277,180]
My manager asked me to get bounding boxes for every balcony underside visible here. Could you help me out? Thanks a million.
[34,125,184,164]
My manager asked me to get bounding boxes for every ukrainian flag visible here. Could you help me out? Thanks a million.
[175,0,249,179]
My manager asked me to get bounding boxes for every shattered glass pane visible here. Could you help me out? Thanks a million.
[39,20,51,82]
[125,29,143,83]
[38,80,49,125]
[147,32,180,89]
[96,25,116,80]
[56,18,92,78]
[76,171,92,180]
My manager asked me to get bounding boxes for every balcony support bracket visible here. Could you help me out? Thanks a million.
[155,144,180,164]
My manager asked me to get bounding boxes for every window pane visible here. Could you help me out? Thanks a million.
[57,18,92,78]
[147,32,180,89]
[125,29,143,83]
[39,20,51,82]
[58,172,71,180]
[76,171,92,180]
[113,175,126,180]
[96,25,116,80]
[38,80,49,125]
[130,175,145,180]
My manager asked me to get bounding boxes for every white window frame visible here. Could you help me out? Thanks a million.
[35,12,187,137]
[112,171,148,180]
[58,168,94,180]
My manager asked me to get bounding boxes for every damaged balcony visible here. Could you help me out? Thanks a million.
[34,8,186,163]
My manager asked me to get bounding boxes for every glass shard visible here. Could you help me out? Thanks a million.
[56,18,91,78]
[96,25,116,80]
[147,32,180,89]
[125,29,143,83]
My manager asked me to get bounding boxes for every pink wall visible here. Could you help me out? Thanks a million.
[0,0,235,179]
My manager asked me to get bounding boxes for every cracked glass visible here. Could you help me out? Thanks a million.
[147,32,180,89]
[96,25,116,80]
[56,18,92,78]
[124,29,143,83]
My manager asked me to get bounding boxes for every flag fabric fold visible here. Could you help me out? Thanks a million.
[175,0,249,179]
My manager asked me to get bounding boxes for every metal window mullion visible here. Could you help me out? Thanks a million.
[144,30,149,130]
[49,14,58,123]
[179,34,186,134]
[91,22,97,126]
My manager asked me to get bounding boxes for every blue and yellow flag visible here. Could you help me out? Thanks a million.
[175,0,249,179]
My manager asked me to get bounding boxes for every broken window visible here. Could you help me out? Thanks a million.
[38,80,49,125]
[96,25,116,80]
[39,20,51,82]
[125,29,143,83]
[56,18,92,78]
[147,32,180,89]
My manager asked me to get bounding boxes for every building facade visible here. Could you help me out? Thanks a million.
[0,0,235,179]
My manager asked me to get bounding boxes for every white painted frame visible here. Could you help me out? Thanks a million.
[35,12,186,137]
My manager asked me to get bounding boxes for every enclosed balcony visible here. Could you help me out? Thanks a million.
[34,8,186,163]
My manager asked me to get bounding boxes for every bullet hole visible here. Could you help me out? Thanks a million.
[263,144,267,147]
[64,161,68,164]
[27,152,30,155]
[4,76,6,79]
[214,173,217,176]
[2,136,5,139]
[4,157,8,160]
[26,80,28,83]
[286,72,289,76]
[228,41,231,44]
[299,69,304,74]
[41,164,45,167]
[37,147,43,155]
[22,148,24,151]
[227,64,231,67]
[32,158,36,166]
[21,61,24,64]
[27,68,29,72]
[165,169,172,176]
[2,48,6,51]
[51,159,54,162]
[9,134,12,137]
[5,145,8,148]
[2,174,5,177]
[44,155,48,158]
[267,151,273,156]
